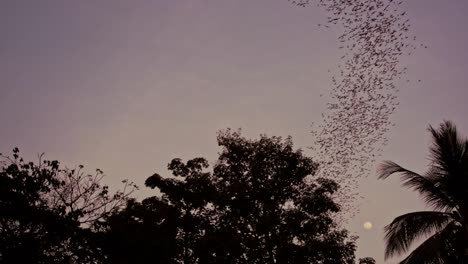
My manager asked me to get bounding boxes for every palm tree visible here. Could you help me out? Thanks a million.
[377,121,468,263]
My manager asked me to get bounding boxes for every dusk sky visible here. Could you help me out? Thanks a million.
[1,1,468,263]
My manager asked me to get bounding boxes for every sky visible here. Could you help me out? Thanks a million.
[1,0,468,262]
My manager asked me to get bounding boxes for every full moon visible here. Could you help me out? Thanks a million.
[363,221,373,230]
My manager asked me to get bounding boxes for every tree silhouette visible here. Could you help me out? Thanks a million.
[108,129,356,263]
[359,257,376,264]
[378,121,468,263]
[97,198,179,264]
[0,148,136,263]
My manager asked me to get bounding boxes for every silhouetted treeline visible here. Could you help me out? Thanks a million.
[1,131,358,263]
[0,148,137,263]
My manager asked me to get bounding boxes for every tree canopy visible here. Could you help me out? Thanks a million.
[1,132,360,263]
[359,257,376,264]
[102,130,356,263]
[0,148,136,263]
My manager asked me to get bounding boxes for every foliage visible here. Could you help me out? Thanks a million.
[359,257,376,264]
[1,132,360,263]
[97,198,179,264]
[103,130,356,263]
[0,148,137,263]
[378,121,468,263]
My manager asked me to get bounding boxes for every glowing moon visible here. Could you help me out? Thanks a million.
[363,221,373,230]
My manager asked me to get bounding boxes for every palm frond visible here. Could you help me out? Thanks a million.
[384,211,453,259]
[427,121,468,210]
[377,161,455,211]
[428,121,466,175]
[398,221,461,264]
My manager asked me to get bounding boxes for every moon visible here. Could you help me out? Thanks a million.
[363,221,373,230]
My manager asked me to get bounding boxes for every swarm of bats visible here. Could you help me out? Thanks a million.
[290,0,421,221]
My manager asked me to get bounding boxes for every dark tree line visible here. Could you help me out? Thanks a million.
[1,131,360,263]
[0,148,137,263]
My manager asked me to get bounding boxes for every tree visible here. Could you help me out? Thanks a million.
[359,257,376,264]
[377,121,468,263]
[115,129,356,263]
[0,148,137,263]
[97,198,180,264]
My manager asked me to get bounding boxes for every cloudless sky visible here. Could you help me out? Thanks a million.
[1,1,468,262]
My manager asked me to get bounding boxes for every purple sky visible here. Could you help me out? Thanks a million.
[1,1,468,262]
